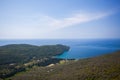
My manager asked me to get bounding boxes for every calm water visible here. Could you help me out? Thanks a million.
[0,39,120,59]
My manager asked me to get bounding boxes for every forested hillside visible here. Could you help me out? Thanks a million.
[0,44,69,79]
[10,51,120,80]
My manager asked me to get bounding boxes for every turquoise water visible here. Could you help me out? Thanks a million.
[56,45,119,59]
[0,39,120,59]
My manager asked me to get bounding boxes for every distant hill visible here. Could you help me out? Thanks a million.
[10,51,120,80]
[0,44,69,64]
[0,44,69,79]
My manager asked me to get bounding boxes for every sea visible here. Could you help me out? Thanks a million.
[0,39,120,59]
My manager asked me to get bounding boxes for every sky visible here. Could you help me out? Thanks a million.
[0,0,120,39]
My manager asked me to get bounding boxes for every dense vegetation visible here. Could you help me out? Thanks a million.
[9,51,120,80]
[0,44,69,79]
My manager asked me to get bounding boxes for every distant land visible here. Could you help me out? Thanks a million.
[0,44,70,79]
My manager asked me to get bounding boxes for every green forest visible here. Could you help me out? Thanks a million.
[9,51,120,80]
[0,44,69,79]
[0,44,120,80]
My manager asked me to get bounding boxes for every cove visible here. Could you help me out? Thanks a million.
[0,39,120,59]
[55,45,120,59]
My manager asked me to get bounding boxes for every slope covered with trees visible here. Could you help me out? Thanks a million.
[10,51,120,80]
[0,44,69,79]
[0,44,69,64]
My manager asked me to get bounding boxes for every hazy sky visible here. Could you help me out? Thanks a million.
[0,0,120,39]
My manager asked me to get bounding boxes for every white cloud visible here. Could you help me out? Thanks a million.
[47,11,114,31]
[26,11,114,34]
[0,10,116,39]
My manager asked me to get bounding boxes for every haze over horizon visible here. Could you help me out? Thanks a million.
[0,0,120,39]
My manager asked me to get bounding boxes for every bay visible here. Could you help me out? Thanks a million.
[0,39,120,59]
